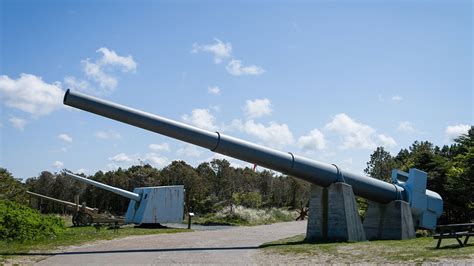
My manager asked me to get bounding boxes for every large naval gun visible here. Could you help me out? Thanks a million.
[63,89,443,241]
[64,172,184,225]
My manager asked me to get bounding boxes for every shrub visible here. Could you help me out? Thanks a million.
[204,205,296,225]
[232,192,263,209]
[0,200,65,242]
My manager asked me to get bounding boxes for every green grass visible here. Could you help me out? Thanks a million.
[260,235,474,264]
[0,224,190,263]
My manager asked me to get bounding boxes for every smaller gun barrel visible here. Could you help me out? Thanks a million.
[65,172,141,202]
[26,191,96,211]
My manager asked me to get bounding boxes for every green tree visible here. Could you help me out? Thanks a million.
[366,129,474,224]
[161,160,208,213]
[445,127,474,222]
[0,168,26,204]
[210,159,233,201]
[400,141,436,172]
[26,171,57,213]
[232,191,262,208]
[256,170,274,207]
[364,146,394,182]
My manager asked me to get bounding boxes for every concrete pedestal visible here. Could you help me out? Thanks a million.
[306,183,366,242]
[363,200,415,240]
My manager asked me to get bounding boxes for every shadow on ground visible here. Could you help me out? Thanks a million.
[259,238,356,248]
[1,246,259,257]
[427,243,474,250]
[260,238,474,251]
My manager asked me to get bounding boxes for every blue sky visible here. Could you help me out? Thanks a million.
[1,0,472,180]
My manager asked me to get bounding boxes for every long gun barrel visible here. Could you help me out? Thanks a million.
[26,191,95,211]
[62,90,436,206]
[65,172,141,202]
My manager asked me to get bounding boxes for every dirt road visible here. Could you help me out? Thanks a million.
[36,221,307,265]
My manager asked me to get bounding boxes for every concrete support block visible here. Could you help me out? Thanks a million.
[306,184,325,240]
[306,182,366,242]
[363,200,415,240]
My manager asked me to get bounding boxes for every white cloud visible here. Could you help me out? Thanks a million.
[182,108,217,131]
[82,59,117,90]
[207,153,246,169]
[144,153,169,168]
[392,95,402,101]
[297,129,326,151]
[58,133,72,143]
[108,153,133,163]
[177,144,203,157]
[95,130,121,140]
[64,76,92,93]
[324,113,396,149]
[76,168,87,174]
[208,86,221,95]
[107,151,169,169]
[0,74,64,116]
[149,143,170,152]
[226,59,265,76]
[210,105,221,112]
[377,134,397,148]
[53,160,64,169]
[343,157,353,165]
[192,39,232,64]
[324,113,375,149]
[106,163,120,171]
[397,121,416,133]
[81,47,137,92]
[9,117,27,130]
[233,119,294,149]
[446,124,470,140]
[244,98,272,118]
[96,47,137,71]
[192,39,264,77]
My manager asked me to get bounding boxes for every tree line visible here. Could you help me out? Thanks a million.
[364,127,473,223]
[1,127,472,224]
[1,160,310,216]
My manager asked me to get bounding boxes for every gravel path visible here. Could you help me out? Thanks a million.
[35,221,307,265]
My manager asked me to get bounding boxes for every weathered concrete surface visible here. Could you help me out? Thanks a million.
[35,221,306,265]
[306,183,366,242]
[306,184,325,240]
[363,200,415,240]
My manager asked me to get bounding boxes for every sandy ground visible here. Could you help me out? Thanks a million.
[32,220,307,265]
[255,245,474,265]
[7,221,472,265]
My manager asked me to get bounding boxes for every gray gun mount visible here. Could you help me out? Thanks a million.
[65,172,184,225]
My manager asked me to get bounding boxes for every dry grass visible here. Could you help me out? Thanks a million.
[259,234,474,264]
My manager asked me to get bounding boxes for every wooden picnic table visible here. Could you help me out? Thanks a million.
[433,223,474,248]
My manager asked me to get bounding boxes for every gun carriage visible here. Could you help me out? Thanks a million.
[27,191,124,226]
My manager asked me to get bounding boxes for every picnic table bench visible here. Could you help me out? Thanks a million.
[433,223,474,248]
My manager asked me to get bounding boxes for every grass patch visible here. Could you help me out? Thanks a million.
[0,224,189,263]
[193,206,297,226]
[260,234,474,264]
